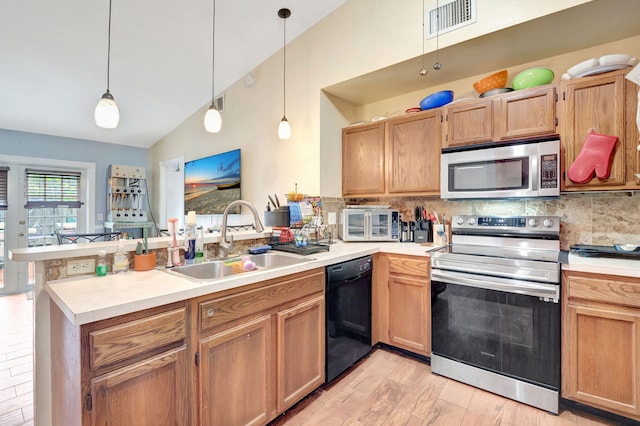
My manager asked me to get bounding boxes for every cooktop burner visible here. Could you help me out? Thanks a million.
[571,244,640,259]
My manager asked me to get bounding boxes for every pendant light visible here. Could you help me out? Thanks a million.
[95,0,120,129]
[277,8,291,140]
[204,0,222,133]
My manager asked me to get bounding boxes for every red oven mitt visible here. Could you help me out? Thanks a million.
[567,130,618,184]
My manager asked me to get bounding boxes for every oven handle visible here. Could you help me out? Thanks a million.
[431,269,559,300]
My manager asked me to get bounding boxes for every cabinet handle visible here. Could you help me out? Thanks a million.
[207,308,214,317]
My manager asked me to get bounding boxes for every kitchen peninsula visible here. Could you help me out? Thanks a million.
[10,231,441,425]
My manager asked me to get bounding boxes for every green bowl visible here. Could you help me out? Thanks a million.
[512,67,554,90]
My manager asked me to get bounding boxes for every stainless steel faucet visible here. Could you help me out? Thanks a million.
[219,200,265,258]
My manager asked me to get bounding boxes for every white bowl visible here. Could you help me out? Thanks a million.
[599,54,631,66]
[567,58,598,77]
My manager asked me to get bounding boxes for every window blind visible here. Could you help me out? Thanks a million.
[0,166,8,210]
[25,169,83,208]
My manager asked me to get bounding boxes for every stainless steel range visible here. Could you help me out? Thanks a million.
[430,215,561,414]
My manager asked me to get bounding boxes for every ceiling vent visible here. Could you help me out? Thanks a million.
[214,94,225,112]
[426,0,476,39]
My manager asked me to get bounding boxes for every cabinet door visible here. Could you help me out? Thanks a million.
[496,86,556,140]
[90,346,189,426]
[342,121,386,196]
[388,275,430,355]
[563,302,640,418]
[387,110,441,195]
[199,315,274,426]
[561,71,626,189]
[276,296,325,412]
[443,99,493,147]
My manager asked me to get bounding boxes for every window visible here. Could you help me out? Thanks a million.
[25,169,82,247]
[25,169,82,208]
[0,166,8,210]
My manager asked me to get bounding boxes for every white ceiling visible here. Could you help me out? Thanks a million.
[0,0,347,148]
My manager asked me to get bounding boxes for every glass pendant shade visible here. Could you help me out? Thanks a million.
[204,104,222,133]
[278,116,291,140]
[95,91,120,129]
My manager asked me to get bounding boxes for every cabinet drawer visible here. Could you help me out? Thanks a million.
[89,307,186,371]
[566,273,640,308]
[387,255,428,278]
[200,269,325,333]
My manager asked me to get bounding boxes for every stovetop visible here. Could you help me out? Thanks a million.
[571,244,640,259]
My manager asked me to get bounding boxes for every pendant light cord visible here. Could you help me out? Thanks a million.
[421,0,425,70]
[106,0,113,91]
[211,0,216,104]
[282,14,286,117]
[435,0,439,63]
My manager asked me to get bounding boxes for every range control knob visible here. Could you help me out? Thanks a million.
[528,218,539,227]
[456,217,465,225]
[467,217,476,225]
[543,218,554,228]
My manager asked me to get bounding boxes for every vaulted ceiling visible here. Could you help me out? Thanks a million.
[0,0,347,148]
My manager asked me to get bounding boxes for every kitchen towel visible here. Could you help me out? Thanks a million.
[567,130,618,184]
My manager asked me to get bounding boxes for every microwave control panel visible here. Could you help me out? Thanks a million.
[540,154,558,188]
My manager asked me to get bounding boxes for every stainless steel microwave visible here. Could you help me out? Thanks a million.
[440,137,560,200]
[339,208,400,242]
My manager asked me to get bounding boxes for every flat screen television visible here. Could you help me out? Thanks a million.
[184,149,241,214]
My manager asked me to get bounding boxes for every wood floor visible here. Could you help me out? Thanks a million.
[0,293,33,426]
[272,349,618,426]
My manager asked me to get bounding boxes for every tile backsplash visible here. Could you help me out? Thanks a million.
[330,191,640,252]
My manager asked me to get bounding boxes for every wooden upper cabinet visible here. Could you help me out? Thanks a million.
[496,86,557,140]
[443,86,557,148]
[342,121,386,196]
[386,109,442,195]
[561,70,627,189]
[443,99,494,148]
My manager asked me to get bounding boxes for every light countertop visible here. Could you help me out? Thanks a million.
[46,240,445,326]
[562,253,640,279]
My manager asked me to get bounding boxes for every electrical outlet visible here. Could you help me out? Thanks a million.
[328,212,337,225]
[67,259,96,275]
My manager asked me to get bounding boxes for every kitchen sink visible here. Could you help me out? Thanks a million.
[166,253,311,281]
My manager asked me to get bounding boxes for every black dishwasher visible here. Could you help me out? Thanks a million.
[325,255,373,383]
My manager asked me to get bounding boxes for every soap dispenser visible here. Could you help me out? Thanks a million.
[113,236,129,273]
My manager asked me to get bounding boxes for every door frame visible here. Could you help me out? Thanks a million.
[0,154,95,294]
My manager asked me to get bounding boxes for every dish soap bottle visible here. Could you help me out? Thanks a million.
[96,250,108,276]
[113,237,129,273]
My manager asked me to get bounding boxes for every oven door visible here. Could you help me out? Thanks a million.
[431,269,560,389]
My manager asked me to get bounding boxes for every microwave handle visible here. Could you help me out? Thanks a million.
[365,212,371,238]
[531,154,539,191]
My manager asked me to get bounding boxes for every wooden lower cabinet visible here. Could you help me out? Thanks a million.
[374,254,431,356]
[196,268,325,426]
[562,271,640,421]
[276,296,325,413]
[50,268,325,426]
[199,315,274,426]
[50,301,191,426]
[90,346,189,425]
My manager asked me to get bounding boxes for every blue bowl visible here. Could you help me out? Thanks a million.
[419,90,454,110]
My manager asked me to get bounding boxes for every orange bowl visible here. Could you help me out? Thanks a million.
[473,70,508,94]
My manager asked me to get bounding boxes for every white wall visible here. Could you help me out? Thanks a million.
[148,0,594,207]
